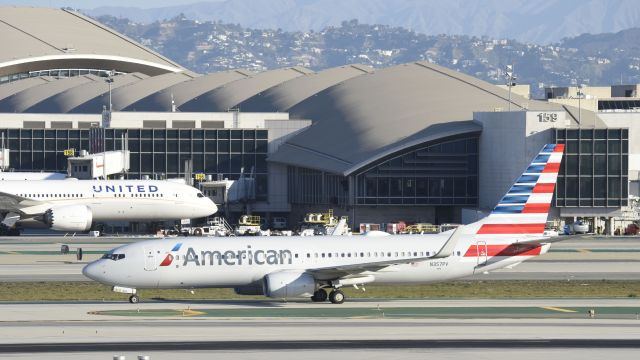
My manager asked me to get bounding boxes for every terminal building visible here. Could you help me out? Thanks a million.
[0,7,638,234]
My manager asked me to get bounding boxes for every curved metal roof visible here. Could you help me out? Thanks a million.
[237,64,373,112]
[269,61,560,175]
[115,72,196,111]
[0,76,53,101]
[121,70,253,111]
[0,74,98,113]
[179,67,313,112]
[0,7,184,77]
[124,70,254,112]
[27,73,147,113]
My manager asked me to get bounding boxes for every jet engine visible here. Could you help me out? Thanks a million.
[43,205,93,232]
[262,270,316,299]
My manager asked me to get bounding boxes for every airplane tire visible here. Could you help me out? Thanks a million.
[129,294,140,304]
[311,289,328,302]
[194,228,203,236]
[329,290,345,304]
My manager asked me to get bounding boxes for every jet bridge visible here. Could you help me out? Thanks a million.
[67,150,130,179]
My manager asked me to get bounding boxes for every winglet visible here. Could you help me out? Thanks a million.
[431,225,464,259]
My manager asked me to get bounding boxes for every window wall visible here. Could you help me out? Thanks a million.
[2,127,269,200]
[353,136,479,206]
[287,135,479,207]
[554,128,628,207]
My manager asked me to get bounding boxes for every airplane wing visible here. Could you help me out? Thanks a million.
[307,226,464,280]
[0,191,50,215]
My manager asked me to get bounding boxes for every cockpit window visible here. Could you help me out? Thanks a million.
[102,253,125,261]
[197,192,205,198]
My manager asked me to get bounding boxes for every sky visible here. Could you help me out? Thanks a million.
[0,0,208,8]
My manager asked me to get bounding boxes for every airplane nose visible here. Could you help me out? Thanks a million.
[82,262,100,281]
[207,198,218,215]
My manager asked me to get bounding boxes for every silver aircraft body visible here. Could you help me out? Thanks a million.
[0,180,217,231]
[84,144,564,304]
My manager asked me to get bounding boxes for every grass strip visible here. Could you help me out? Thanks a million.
[0,280,639,301]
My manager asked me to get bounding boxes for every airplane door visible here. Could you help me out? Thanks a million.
[144,248,157,271]
[476,241,488,266]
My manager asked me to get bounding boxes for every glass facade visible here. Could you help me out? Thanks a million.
[354,137,479,206]
[287,136,479,207]
[0,69,126,85]
[2,127,269,200]
[554,128,628,207]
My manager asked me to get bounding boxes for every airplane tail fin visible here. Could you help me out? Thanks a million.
[469,143,565,238]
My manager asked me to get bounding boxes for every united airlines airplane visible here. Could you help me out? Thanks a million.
[84,144,564,304]
[0,180,217,232]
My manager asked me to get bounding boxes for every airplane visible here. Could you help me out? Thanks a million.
[0,172,67,180]
[83,143,564,304]
[0,179,217,233]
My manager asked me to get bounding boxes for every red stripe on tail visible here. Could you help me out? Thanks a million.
[532,183,555,193]
[477,223,545,234]
[542,162,560,173]
[464,244,543,257]
[522,203,550,213]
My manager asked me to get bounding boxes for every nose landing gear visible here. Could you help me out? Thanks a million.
[128,294,140,304]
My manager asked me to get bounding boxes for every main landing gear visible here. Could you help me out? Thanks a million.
[129,294,140,304]
[311,288,345,304]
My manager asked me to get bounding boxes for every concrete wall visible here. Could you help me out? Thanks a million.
[474,110,561,210]
[0,111,292,129]
[251,119,312,213]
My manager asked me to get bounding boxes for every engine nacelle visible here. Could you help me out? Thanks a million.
[44,205,93,232]
[263,270,316,299]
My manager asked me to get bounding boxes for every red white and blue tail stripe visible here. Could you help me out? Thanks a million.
[475,143,564,236]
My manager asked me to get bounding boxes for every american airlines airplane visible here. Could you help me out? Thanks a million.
[84,144,564,304]
[0,180,217,232]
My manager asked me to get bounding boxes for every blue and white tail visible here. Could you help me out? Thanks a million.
[468,144,564,237]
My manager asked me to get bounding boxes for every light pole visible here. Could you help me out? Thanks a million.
[577,84,583,127]
[505,65,516,111]
[105,74,114,113]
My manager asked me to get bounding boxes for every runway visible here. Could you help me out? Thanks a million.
[1,236,639,359]
[1,299,640,359]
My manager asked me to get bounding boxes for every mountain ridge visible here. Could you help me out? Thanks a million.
[85,0,640,44]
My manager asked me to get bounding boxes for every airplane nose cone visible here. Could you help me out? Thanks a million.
[206,198,218,215]
[82,262,100,281]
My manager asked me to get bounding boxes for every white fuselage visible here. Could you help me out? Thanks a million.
[0,179,217,223]
[83,234,549,290]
